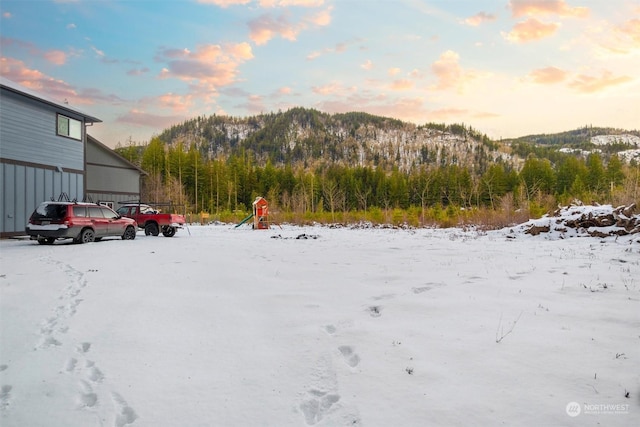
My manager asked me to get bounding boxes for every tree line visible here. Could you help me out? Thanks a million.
[116,137,639,227]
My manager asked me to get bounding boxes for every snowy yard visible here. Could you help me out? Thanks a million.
[1,213,639,426]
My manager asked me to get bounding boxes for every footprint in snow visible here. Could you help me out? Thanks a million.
[112,392,138,427]
[338,346,360,368]
[36,336,62,349]
[64,358,78,372]
[300,389,341,425]
[323,325,337,335]
[77,342,91,353]
[85,362,104,382]
[77,380,98,408]
[0,385,12,411]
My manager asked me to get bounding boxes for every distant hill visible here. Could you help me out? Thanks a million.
[504,125,640,164]
[150,110,639,171]
[504,126,640,147]
[156,107,510,172]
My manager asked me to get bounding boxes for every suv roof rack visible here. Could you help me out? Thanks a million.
[53,192,71,202]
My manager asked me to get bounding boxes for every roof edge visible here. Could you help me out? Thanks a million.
[0,76,102,123]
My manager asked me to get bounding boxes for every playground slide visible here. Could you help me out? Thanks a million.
[234,213,254,228]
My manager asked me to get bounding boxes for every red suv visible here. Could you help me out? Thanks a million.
[25,202,138,244]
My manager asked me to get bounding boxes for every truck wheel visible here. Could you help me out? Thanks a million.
[76,228,95,244]
[122,226,137,240]
[162,226,176,237]
[144,222,159,236]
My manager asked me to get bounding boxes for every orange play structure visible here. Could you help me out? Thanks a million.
[252,196,269,229]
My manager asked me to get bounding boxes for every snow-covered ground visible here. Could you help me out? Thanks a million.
[1,209,639,427]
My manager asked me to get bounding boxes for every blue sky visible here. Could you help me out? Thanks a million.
[1,0,639,147]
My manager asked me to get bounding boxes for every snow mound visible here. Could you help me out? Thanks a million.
[510,202,639,240]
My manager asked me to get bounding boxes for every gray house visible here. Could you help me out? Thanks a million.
[0,77,144,237]
[86,135,145,209]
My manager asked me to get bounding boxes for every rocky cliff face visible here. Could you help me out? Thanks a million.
[159,109,511,171]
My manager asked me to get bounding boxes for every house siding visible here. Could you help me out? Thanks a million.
[0,83,90,236]
[85,136,143,208]
[86,164,139,193]
[1,162,83,235]
[0,89,85,170]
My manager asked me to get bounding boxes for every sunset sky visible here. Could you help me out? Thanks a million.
[1,0,639,147]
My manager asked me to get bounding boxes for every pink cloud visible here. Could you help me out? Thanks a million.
[568,71,633,93]
[361,59,373,70]
[1,37,70,64]
[509,0,589,18]
[618,18,640,45]
[156,93,195,113]
[390,79,414,91]
[306,39,356,61]
[156,42,253,89]
[248,7,332,45]
[311,81,356,96]
[305,6,332,26]
[0,56,90,104]
[126,67,150,76]
[463,12,496,27]
[43,50,67,65]
[431,50,462,90]
[591,17,640,56]
[503,18,560,43]
[430,50,480,92]
[528,66,567,84]
[196,0,251,7]
[248,13,301,45]
[115,109,186,129]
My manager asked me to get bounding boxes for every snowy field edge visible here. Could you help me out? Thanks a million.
[1,205,639,427]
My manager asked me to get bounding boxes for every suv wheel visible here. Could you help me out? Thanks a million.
[144,222,159,236]
[122,226,137,240]
[76,228,95,244]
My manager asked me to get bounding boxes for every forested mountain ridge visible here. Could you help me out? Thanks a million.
[505,126,640,147]
[507,125,640,164]
[114,109,638,225]
[155,107,507,173]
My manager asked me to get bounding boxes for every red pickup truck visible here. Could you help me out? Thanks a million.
[116,204,186,237]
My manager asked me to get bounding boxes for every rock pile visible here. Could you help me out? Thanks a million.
[525,203,639,238]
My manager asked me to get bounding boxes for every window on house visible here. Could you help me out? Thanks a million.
[57,114,82,140]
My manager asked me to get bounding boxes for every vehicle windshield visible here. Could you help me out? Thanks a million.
[31,203,67,220]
